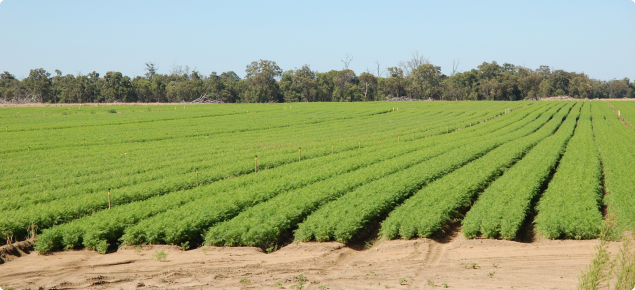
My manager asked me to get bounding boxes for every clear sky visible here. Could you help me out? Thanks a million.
[0,0,633,81]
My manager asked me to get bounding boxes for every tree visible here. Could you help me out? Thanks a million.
[409,64,444,99]
[358,72,377,101]
[244,59,282,103]
[145,62,158,80]
[23,68,51,102]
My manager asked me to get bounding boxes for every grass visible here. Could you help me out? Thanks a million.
[152,250,168,262]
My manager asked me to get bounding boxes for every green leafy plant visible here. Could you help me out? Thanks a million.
[291,274,307,290]
[108,109,117,113]
[180,241,190,251]
[275,281,283,288]
[318,285,329,290]
[152,250,168,262]
[240,277,250,284]
[399,278,407,285]
[427,280,436,287]
[463,263,480,269]
[442,282,449,288]
[488,271,495,278]
[135,246,141,255]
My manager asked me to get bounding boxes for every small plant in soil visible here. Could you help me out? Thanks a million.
[152,250,168,262]
[399,278,407,285]
[488,271,495,278]
[427,280,436,287]
[463,263,480,269]
[240,277,250,284]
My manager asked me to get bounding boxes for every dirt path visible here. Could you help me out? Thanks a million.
[0,235,618,290]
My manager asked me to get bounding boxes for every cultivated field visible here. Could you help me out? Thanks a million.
[1,101,634,289]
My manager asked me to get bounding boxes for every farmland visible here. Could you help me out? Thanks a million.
[1,100,634,253]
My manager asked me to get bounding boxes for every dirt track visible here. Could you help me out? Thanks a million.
[0,232,619,290]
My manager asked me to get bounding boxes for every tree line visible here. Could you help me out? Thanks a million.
[1,56,633,103]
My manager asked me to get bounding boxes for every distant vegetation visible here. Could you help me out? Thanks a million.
[1,55,634,103]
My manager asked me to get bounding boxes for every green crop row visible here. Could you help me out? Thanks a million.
[2,104,507,242]
[123,103,539,249]
[0,109,474,209]
[592,101,635,233]
[204,103,553,247]
[379,102,575,240]
[461,101,582,240]
[293,103,566,243]
[534,101,603,239]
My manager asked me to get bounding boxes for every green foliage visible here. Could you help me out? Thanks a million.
[535,101,603,239]
[107,109,117,113]
[461,102,581,240]
[379,102,569,240]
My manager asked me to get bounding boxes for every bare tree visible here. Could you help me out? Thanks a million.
[145,62,159,80]
[169,62,190,79]
[452,59,460,76]
[374,60,385,77]
[398,50,430,78]
[341,54,353,70]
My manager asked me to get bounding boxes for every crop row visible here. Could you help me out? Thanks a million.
[206,102,557,247]
[120,103,536,249]
[295,102,569,243]
[0,109,476,209]
[379,102,575,240]
[592,101,635,233]
[534,101,603,239]
[461,101,581,240]
[0,107,483,191]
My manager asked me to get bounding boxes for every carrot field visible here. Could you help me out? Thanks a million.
[1,101,633,254]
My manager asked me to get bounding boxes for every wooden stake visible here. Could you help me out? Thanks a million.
[359,141,361,148]
[255,156,258,173]
[332,145,334,154]
[398,135,400,142]
[197,131,199,137]
[299,147,301,162]
[196,168,199,187]
[28,146,30,151]
[108,189,111,209]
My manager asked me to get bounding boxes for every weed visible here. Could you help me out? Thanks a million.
[318,285,329,290]
[202,247,209,254]
[488,271,495,278]
[261,260,267,264]
[370,270,375,274]
[399,278,407,285]
[493,263,498,268]
[135,246,141,255]
[180,241,190,251]
[463,263,480,269]
[275,281,283,288]
[384,284,391,288]
[427,280,436,287]
[152,250,168,262]
[241,277,250,284]
[291,274,307,290]
[108,109,117,113]
[442,282,449,288]
[266,244,279,253]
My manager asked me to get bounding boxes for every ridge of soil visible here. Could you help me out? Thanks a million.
[0,233,620,289]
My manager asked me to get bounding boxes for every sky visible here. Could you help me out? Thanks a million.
[0,0,633,81]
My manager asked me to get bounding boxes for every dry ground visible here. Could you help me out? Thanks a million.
[0,233,619,290]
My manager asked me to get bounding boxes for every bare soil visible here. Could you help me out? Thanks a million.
[0,233,621,290]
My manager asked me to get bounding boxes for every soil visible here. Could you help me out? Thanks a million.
[0,233,621,290]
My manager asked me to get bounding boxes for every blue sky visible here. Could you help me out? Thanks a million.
[0,0,633,80]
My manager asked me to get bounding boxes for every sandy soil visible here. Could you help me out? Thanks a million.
[0,232,620,290]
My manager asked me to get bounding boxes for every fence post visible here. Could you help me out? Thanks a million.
[299,147,301,162]
[108,189,111,210]
[196,168,199,187]
[255,156,258,173]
